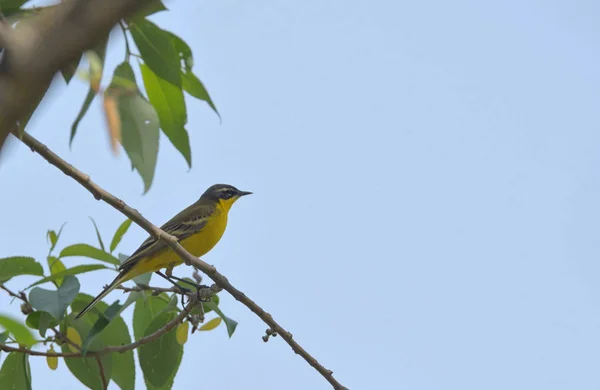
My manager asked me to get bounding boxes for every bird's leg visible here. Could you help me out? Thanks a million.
[165,274,208,291]
[155,271,190,294]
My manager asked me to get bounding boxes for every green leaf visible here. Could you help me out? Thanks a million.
[0,331,8,344]
[0,257,43,283]
[71,295,135,390]
[133,271,152,287]
[204,300,238,338]
[28,276,80,320]
[168,32,193,71]
[132,293,169,340]
[108,62,160,193]
[46,230,58,251]
[70,35,109,145]
[60,244,120,265]
[129,18,181,87]
[62,299,113,390]
[110,219,132,253]
[182,70,220,119]
[141,63,191,167]
[138,308,182,388]
[134,0,167,18]
[89,217,105,252]
[46,223,66,254]
[61,53,82,84]
[47,256,66,287]
[0,353,31,390]
[25,311,56,338]
[202,294,219,314]
[0,315,35,347]
[81,301,122,353]
[0,0,30,17]
[27,264,110,289]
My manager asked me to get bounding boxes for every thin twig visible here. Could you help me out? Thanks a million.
[95,355,108,390]
[14,131,348,390]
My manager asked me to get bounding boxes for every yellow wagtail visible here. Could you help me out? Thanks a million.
[76,184,251,318]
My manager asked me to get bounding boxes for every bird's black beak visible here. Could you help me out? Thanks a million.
[238,190,253,197]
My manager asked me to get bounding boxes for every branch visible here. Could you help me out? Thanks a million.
[14,131,348,390]
[95,355,108,390]
[0,295,198,358]
[0,0,157,153]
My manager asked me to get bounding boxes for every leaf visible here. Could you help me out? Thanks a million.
[141,63,191,167]
[182,70,220,119]
[108,62,160,193]
[175,321,188,345]
[66,327,82,348]
[133,271,152,287]
[47,256,66,287]
[132,293,169,341]
[199,317,222,332]
[168,32,193,71]
[61,53,81,84]
[46,230,58,251]
[46,223,66,254]
[0,315,35,347]
[25,311,56,338]
[62,305,113,390]
[89,217,105,252]
[202,294,219,314]
[28,276,80,320]
[135,0,167,18]
[129,18,181,87]
[110,219,132,253]
[204,300,238,338]
[46,347,58,370]
[70,35,109,145]
[138,309,182,388]
[80,301,122,353]
[0,0,30,17]
[0,257,43,283]
[27,264,110,289]
[103,94,122,154]
[71,295,134,390]
[60,244,120,265]
[0,353,31,390]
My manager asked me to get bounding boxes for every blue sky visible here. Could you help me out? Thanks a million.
[2,0,600,388]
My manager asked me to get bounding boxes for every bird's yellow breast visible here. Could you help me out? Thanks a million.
[126,205,228,279]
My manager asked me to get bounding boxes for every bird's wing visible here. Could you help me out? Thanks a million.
[118,202,215,271]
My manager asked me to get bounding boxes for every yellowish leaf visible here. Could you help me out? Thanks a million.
[46,346,58,370]
[176,321,189,345]
[103,95,121,155]
[199,317,222,332]
[87,51,103,92]
[66,327,81,348]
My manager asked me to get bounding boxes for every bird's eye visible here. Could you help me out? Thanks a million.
[223,189,234,199]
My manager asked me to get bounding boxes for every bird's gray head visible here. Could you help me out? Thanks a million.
[201,184,252,202]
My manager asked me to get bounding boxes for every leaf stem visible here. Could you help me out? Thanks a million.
[119,21,131,62]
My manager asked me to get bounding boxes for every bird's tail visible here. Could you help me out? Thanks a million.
[75,272,127,319]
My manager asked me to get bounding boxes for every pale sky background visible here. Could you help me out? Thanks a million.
[1,0,600,389]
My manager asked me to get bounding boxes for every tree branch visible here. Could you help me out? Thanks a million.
[14,131,348,390]
[0,0,157,153]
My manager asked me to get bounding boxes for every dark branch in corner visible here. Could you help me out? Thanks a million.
[0,0,157,153]
[14,131,348,390]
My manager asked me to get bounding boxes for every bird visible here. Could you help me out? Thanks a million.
[75,184,252,318]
